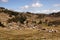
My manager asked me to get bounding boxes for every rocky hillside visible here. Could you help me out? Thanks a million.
[0,7,60,30]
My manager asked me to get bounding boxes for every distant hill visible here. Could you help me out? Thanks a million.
[0,7,60,29]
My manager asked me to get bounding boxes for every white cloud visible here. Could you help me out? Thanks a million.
[21,5,29,9]
[20,2,43,10]
[32,10,60,14]
[41,10,60,13]
[53,4,60,7]
[23,5,29,9]
[32,2,43,7]
[1,0,8,2]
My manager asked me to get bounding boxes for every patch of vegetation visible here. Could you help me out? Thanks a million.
[38,20,42,24]
[49,12,60,17]
[0,7,19,16]
[37,14,47,18]
[47,20,60,26]
[0,22,5,27]
[7,15,27,24]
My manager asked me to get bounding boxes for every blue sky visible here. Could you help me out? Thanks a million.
[0,0,60,13]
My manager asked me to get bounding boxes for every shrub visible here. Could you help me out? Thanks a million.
[7,15,27,24]
[0,22,5,27]
[38,20,42,24]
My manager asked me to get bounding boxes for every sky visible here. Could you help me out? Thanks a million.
[0,0,60,14]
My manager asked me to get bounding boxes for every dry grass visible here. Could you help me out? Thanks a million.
[0,27,60,40]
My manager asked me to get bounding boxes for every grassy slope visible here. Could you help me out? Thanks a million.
[0,27,60,40]
[0,8,60,40]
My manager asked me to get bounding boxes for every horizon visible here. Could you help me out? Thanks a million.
[0,0,60,14]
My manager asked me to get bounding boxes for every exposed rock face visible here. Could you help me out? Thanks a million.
[0,7,60,30]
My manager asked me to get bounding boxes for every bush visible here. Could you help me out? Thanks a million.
[47,20,60,26]
[38,20,42,24]
[0,22,5,27]
[7,15,27,24]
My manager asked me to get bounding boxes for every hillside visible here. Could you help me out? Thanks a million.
[0,7,60,40]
